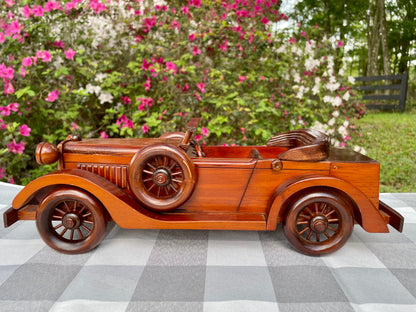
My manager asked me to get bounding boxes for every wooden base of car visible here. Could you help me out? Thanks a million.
[3,119,404,256]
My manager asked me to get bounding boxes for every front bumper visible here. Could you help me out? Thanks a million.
[3,206,17,228]
[379,200,404,232]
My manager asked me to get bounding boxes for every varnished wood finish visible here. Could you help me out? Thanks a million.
[266,129,330,161]
[128,144,196,211]
[283,192,354,256]
[36,187,107,254]
[379,200,404,232]
[4,122,404,255]
[35,142,60,165]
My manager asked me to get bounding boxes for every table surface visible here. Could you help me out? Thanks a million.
[0,182,415,312]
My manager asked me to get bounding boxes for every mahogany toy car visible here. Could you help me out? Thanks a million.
[3,118,403,256]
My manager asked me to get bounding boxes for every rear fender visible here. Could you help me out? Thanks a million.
[12,169,163,228]
[267,174,389,233]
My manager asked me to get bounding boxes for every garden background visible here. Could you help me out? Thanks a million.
[0,0,415,192]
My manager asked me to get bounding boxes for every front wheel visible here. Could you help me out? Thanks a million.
[36,188,107,254]
[283,192,353,256]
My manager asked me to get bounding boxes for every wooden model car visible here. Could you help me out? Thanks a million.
[3,118,403,256]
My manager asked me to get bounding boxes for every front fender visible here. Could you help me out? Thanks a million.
[12,169,165,228]
[266,174,389,233]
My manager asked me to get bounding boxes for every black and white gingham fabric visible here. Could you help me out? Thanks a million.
[1,182,415,312]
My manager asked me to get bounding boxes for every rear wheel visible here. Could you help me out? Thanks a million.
[283,192,353,256]
[36,188,107,254]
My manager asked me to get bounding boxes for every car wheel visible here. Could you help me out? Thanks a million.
[283,192,353,256]
[129,144,197,211]
[36,188,107,254]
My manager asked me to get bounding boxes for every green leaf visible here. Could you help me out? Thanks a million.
[15,86,33,99]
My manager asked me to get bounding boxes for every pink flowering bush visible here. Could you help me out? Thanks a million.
[0,0,364,184]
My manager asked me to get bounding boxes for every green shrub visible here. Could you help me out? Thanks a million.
[0,0,364,184]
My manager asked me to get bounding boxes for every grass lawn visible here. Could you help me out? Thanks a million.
[356,111,416,193]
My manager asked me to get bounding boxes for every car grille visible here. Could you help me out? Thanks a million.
[77,163,128,189]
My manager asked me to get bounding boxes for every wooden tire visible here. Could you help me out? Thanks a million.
[128,143,197,211]
[36,188,107,254]
[283,192,353,256]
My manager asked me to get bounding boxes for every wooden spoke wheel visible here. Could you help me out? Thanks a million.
[36,188,107,254]
[283,192,353,256]
[129,144,196,211]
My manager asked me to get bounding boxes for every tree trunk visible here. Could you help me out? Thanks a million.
[367,0,380,76]
[379,0,391,76]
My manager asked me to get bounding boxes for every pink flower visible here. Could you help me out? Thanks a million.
[22,5,32,18]
[181,6,189,14]
[195,93,202,101]
[7,139,25,154]
[337,41,343,48]
[193,46,201,56]
[45,89,60,102]
[36,50,52,62]
[33,5,44,17]
[0,63,14,80]
[116,115,134,129]
[194,134,202,141]
[71,122,78,131]
[142,59,152,71]
[142,123,149,134]
[3,82,14,95]
[64,49,76,60]
[219,39,228,51]
[0,167,5,179]
[100,131,109,138]
[261,17,269,25]
[5,0,15,7]
[288,37,296,44]
[44,1,61,12]
[142,16,156,33]
[0,119,7,130]
[196,82,205,93]
[136,97,153,111]
[0,33,4,43]
[201,127,209,137]
[240,127,246,134]
[171,20,180,30]
[166,62,177,75]
[190,0,201,8]
[22,57,32,67]
[189,33,195,41]
[121,96,131,105]
[182,83,189,92]
[54,40,65,49]
[143,78,151,91]
[19,124,31,136]
[239,76,246,83]
[66,1,78,10]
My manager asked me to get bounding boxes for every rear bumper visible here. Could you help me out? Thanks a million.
[379,200,404,232]
[3,206,17,228]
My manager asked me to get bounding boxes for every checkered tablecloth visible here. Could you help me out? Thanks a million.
[1,182,415,312]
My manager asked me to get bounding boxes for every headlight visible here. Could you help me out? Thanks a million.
[35,142,59,165]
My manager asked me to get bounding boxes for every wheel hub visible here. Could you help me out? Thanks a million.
[310,216,328,233]
[62,213,81,230]
[153,168,171,186]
